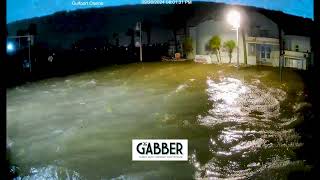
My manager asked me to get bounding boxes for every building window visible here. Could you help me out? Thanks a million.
[266,46,271,58]
[260,45,272,59]
[261,46,265,58]
[248,43,256,56]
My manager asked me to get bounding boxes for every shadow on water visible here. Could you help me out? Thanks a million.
[288,69,320,179]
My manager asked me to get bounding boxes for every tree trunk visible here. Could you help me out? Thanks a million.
[216,54,219,63]
[241,28,248,65]
[215,50,220,62]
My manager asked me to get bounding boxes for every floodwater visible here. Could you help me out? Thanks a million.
[7,62,312,179]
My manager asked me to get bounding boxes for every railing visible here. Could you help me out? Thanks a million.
[246,36,279,45]
[247,32,278,39]
[283,50,310,70]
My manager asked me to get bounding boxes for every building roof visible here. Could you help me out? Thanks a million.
[186,2,313,37]
[256,8,313,36]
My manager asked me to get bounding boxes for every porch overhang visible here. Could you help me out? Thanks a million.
[246,36,279,45]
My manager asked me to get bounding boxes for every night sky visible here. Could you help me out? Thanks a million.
[7,0,313,23]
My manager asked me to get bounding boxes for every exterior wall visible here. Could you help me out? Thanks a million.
[271,49,280,66]
[246,37,280,67]
[246,11,279,38]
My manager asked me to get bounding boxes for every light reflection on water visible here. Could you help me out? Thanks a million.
[193,73,306,179]
[7,62,311,179]
[14,165,82,180]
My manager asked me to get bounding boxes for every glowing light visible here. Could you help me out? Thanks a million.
[7,42,15,53]
[227,10,241,29]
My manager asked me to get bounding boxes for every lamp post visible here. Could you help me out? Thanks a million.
[136,21,143,62]
[8,35,33,72]
[28,35,32,72]
[6,42,15,53]
[227,10,241,69]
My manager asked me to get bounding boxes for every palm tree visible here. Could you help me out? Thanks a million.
[223,40,236,63]
[209,35,221,62]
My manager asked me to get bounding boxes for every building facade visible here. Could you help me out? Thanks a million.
[187,7,312,70]
[283,35,311,70]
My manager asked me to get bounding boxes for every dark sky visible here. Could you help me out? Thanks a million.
[7,0,313,23]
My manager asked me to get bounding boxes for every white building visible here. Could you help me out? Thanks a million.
[183,5,312,70]
[283,35,311,70]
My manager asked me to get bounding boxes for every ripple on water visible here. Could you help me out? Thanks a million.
[190,150,306,179]
[78,79,97,88]
[7,64,309,179]
[192,76,305,179]
[14,165,82,180]
[200,77,287,126]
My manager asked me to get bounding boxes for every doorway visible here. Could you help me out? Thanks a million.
[257,44,272,65]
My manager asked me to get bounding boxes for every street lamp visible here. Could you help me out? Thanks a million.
[227,10,241,68]
[136,21,143,62]
[7,42,15,53]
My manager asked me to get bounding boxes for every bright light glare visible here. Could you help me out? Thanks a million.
[7,42,15,52]
[227,10,241,28]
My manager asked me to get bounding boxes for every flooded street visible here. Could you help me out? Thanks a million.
[7,62,312,179]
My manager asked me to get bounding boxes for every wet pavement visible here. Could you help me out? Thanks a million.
[7,62,313,179]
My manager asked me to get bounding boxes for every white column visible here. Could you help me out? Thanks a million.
[236,27,239,68]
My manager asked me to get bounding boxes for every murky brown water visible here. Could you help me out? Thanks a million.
[7,62,311,179]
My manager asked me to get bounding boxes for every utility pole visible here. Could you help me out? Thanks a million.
[140,22,143,62]
[8,35,33,72]
[136,21,143,62]
[28,35,32,73]
[278,25,283,82]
